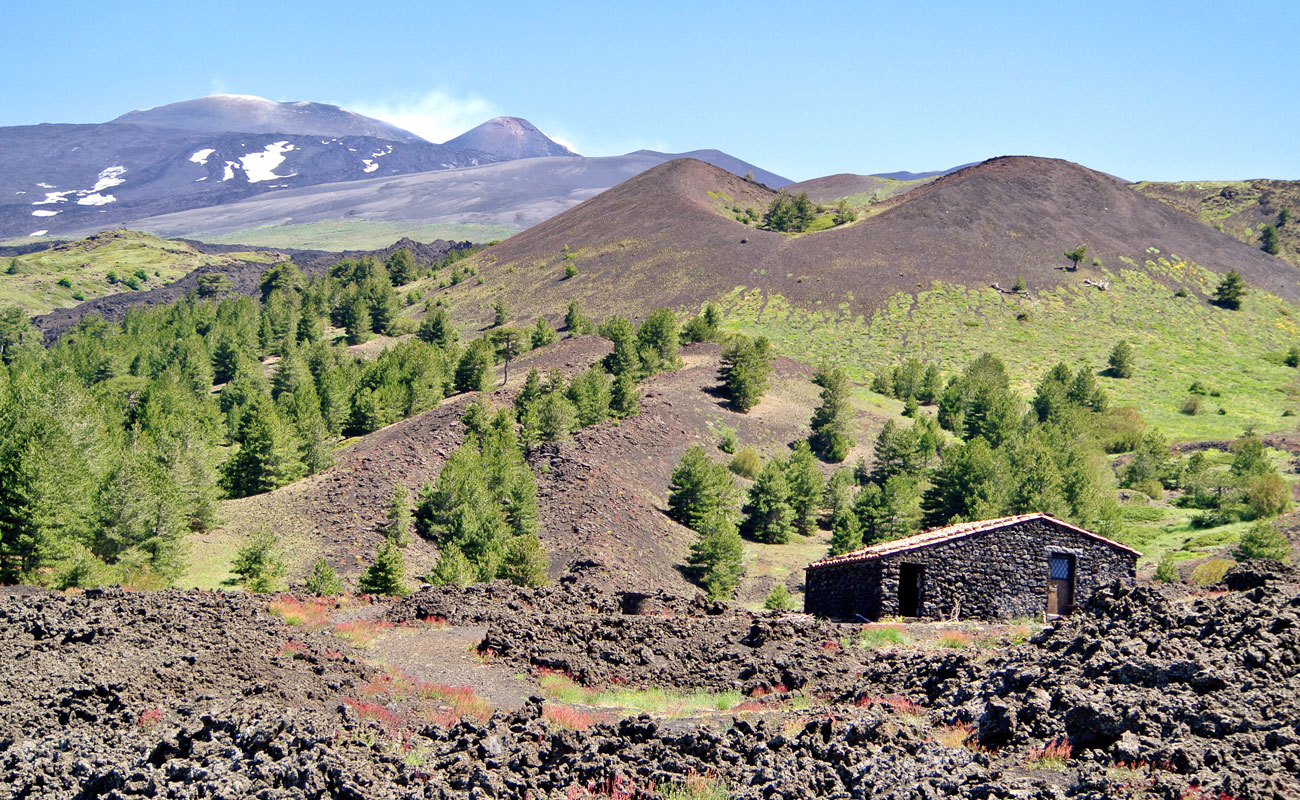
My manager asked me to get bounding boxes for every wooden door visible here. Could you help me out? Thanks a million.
[1047,555,1074,616]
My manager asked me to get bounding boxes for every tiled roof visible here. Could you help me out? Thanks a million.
[805,512,1141,570]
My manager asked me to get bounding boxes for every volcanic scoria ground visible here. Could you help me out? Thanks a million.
[1,562,1298,799]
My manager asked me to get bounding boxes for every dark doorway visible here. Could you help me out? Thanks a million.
[899,563,924,617]
[1047,554,1075,616]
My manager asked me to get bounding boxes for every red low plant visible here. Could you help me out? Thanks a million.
[136,706,163,730]
[268,596,333,628]
[417,681,493,721]
[343,697,405,735]
[332,619,393,647]
[856,694,923,716]
[543,703,601,731]
[1024,737,1073,768]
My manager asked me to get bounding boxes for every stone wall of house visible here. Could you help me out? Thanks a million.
[803,518,1137,621]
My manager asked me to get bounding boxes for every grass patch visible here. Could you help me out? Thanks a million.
[1024,738,1072,770]
[721,261,1300,441]
[855,623,909,649]
[191,220,519,251]
[332,618,393,648]
[539,671,743,717]
[267,595,333,627]
[1,230,228,314]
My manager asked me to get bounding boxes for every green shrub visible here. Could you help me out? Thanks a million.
[1189,558,1234,586]
[1155,552,1178,583]
[564,263,578,279]
[231,528,286,593]
[359,539,408,596]
[729,447,762,479]
[715,425,739,454]
[56,277,73,288]
[764,583,795,610]
[1180,395,1202,416]
[304,558,343,595]
[1235,521,1291,561]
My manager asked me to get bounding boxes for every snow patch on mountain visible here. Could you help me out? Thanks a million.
[90,166,127,193]
[33,191,74,205]
[361,159,378,173]
[29,230,47,237]
[32,209,60,217]
[189,148,216,165]
[239,142,296,183]
[77,193,116,206]
[222,162,239,181]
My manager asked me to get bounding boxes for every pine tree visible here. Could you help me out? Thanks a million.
[231,528,286,593]
[564,301,589,336]
[921,438,1006,527]
[514,368,544,416]
[667,445,738,530]
[211,334,244,384]
[499,534,549,586]
[785,441,824,536]
[305,557,344,595]
[686,508,745,600]
[1107,340,1135,378]
[384,248,418,285]
[533,389,577,442]
[430,544,474,586]
[454,339,493,393]
[1235,521,1290,561]
[719,335,773,412]
[567,368,611,427]
[1067,367,1108,412]
[808,366,855,462]
[599,316,641,377]
[359,538,408,595]
[1212,269,1246,310]
[385,484,412,546]
[1260,224,1280,255]
[1064,245,1088,270]
[417,307,458,348]
[828,507,863,556]
[221,402,305,497]
[531,316,558,349]
[492,298,509,327]
[610,371,640,418]
[366,275,401,336]
[342,292,372,345]
[742,456,795,544]
[636,308,680,374]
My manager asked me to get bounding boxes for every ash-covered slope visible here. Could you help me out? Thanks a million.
[112,94,427,142]
[109,150,787,242]
[0,124,496,239]
[459,155,1300,326]
[442,116,577,159]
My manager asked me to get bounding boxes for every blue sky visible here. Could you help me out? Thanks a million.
[5,1,1297,181]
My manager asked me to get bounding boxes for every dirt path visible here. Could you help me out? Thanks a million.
[368,623,540,711]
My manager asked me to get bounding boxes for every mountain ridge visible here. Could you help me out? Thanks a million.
[111,94,427,142]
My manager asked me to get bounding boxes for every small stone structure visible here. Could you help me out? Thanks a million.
[803,513,1139,621]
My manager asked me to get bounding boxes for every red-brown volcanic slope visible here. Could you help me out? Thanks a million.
[449,156,1297,329]
[213,338,883,593]
[783,172,929,203]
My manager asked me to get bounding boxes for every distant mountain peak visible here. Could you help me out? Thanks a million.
[443,117,577,160]
[110,95,427,143]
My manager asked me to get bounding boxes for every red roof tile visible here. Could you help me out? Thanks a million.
[805,512,1141,570]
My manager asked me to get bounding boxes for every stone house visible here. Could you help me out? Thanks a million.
[803,513,1139,621]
